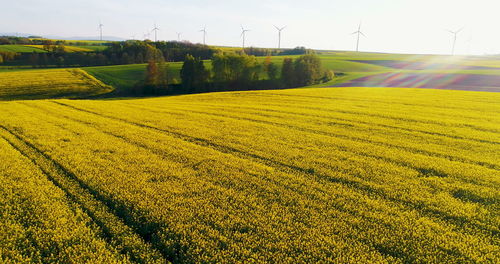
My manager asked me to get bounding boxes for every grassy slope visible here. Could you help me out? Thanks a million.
[0,45,47,53]
[0,87,497,262]
[82,52,500,94]
[82,53,393,93]
[0,44,109,54]
[28,38,113,45]
[24,45,94,52]
[0,68,113,100]
[76,45,109,51]
[1,52,498,99]
[84,62,184,93]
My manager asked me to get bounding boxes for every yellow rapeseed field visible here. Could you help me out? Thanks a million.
[0,87,498,263]
[24,45,94,53]
[0,69,113,100]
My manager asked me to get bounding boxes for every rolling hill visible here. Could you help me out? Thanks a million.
[0,51,499,263]
[0,68,113,100]
[0,87,498,262]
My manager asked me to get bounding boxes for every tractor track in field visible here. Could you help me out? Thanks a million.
[47,101,499,237]
[0,124,171,264]
[110,103,499,193]
[5,106,430,262]
[127,103,500,172]
[251,94,500,129]
[252,100,500,145]
[182,100,500,135]
[46,102,381,194]
[255,92,500,114]
[175,100,500,140]
[21,103,495,261]
[26,106,429,262]
[104,101,500,179]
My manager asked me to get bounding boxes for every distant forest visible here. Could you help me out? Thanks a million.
[0,36,312,67]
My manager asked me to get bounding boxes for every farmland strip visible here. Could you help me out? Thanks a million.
[47,101,499,237]
[126,103,500,171]
[0,125,169,264]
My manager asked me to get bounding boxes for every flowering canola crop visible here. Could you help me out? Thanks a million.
[0,87,498,263]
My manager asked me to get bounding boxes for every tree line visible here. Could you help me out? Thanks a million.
[1,37,311,67]
[0,51,17,64]
[0,36,107,46]
[2,40,216,67]
[135,53,334,95]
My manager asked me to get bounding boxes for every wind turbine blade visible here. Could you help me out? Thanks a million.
[360,32,366,37]
[351,31,358,35]
[274,25,279,30]
[457,27,464,33]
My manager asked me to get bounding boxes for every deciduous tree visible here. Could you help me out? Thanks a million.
[181,54,209,93]
[281,58,295,87]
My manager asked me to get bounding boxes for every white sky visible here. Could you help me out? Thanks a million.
[2,0,499,55]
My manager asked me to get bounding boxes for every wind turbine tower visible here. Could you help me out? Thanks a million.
[274,25,286,49]
[447,28,463,55]
[98,22,104,41]
[199,27,207,45]
[152,23,160,42]
[176,32,182,41]
[241,25,250,49]
[352,23,366,52]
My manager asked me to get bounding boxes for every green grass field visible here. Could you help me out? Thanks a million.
[2,51,500,98]
[0,41,110,54]
[81,54,387,93]
[0,45,47,53]
[0,44,107,53]
[84,62,184,93]
[23,45,94,53]
[0,87,498,263]
[0,68,113,100]
[75,45,109,51]
[82,52,500,93]
[28,38,113,45]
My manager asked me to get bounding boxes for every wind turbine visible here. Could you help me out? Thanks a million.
[274,25,286,49]
[176,32,182,41]
[447,27,463,55]
[351,23,366,52]
[199,26,207,45]
[152,23,160,42]
[241,25,250,49]
[98,21,104,41]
